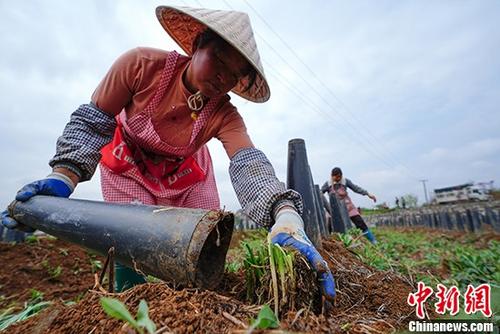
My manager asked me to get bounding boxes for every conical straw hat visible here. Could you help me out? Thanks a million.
[156,5,270,103]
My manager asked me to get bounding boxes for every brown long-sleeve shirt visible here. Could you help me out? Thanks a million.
[91,47,253,158]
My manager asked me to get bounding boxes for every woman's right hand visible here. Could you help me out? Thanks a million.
[1,172,75,230]
[270,207,336,305]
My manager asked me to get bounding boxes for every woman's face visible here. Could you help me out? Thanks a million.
[188,40,250,97]
[332,174,342,182]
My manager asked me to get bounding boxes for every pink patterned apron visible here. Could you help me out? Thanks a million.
[332,184,360,217]
[99,51,220,210]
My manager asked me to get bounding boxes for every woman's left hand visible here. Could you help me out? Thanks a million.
[368,193,377,203]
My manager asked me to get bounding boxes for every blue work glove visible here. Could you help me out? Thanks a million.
[270,207,336,304]
[1,172,75,231]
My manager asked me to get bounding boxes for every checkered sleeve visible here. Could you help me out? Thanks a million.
[229,147,303,228]
[48,103,117,181]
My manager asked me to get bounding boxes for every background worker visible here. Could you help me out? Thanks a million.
[322,167,378,244]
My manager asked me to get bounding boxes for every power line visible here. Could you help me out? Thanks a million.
[188,0,420,180]
[262,59,407,173]
[238,0,421,180]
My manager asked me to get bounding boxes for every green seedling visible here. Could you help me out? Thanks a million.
[242,241,267,302]
[24,235,39,244]
[351,228,500,292]
[268,240,296,316]
[0,301,51,331]
[48,266,62,279]
[338,228,366,248]
[41,260,62,280]
[100,297,156,334]
[224,261,241,273]
[234,231,298,315]
[89,259,103,273]
[247,304,279,332]
[29,289,44,302]
[338,233,353,247]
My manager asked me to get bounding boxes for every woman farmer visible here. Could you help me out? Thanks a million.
[322,167,378,244]
[1,6,335,302]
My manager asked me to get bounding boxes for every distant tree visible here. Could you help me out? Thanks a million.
[401,194,418,208]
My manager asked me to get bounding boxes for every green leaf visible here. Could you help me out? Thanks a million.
[136,300,156,334]
[29,289,44,302]
[100,297,139,330]
[0,301,51,331]
[253,304,279,329]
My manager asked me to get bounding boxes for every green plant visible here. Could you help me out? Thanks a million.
[247,304,279,332]
[445,242,500,289]
[224,261,241,273]
[29,289,44,302]
[227,230,301,315]
[242,240,267,302]
[24,235,39,244]
[48,266,62,279]
[41,260,62,280]
[100,297,156,334]
[89,258,102,273]
[0,301,51,331]
[268,241,295,315]
[337,228,366,248]
[338,233,354,247]
[350,227,500,293]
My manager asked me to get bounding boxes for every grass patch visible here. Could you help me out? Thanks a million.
[364,227,500,290]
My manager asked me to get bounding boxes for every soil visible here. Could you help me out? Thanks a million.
[3,233,425,333]
[0,237,102,310]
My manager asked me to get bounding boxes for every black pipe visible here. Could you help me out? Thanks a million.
[328,193,346,233]
[313,184,328,237]
[287,139,321,248]
[337,198,352,230]
[9,196,233,289]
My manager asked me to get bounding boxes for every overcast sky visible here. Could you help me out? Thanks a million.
[1,0,499,212]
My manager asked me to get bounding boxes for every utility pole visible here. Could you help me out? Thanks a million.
[420,179,429,204]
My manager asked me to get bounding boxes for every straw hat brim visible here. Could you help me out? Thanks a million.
[156,5,270,103]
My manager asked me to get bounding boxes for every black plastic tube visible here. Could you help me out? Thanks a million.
[9,196,234,289]
[287,139,322,248]
[328,193,346,233]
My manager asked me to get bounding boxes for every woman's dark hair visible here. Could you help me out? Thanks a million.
[331,167,342,176]
[192,28,257,93]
